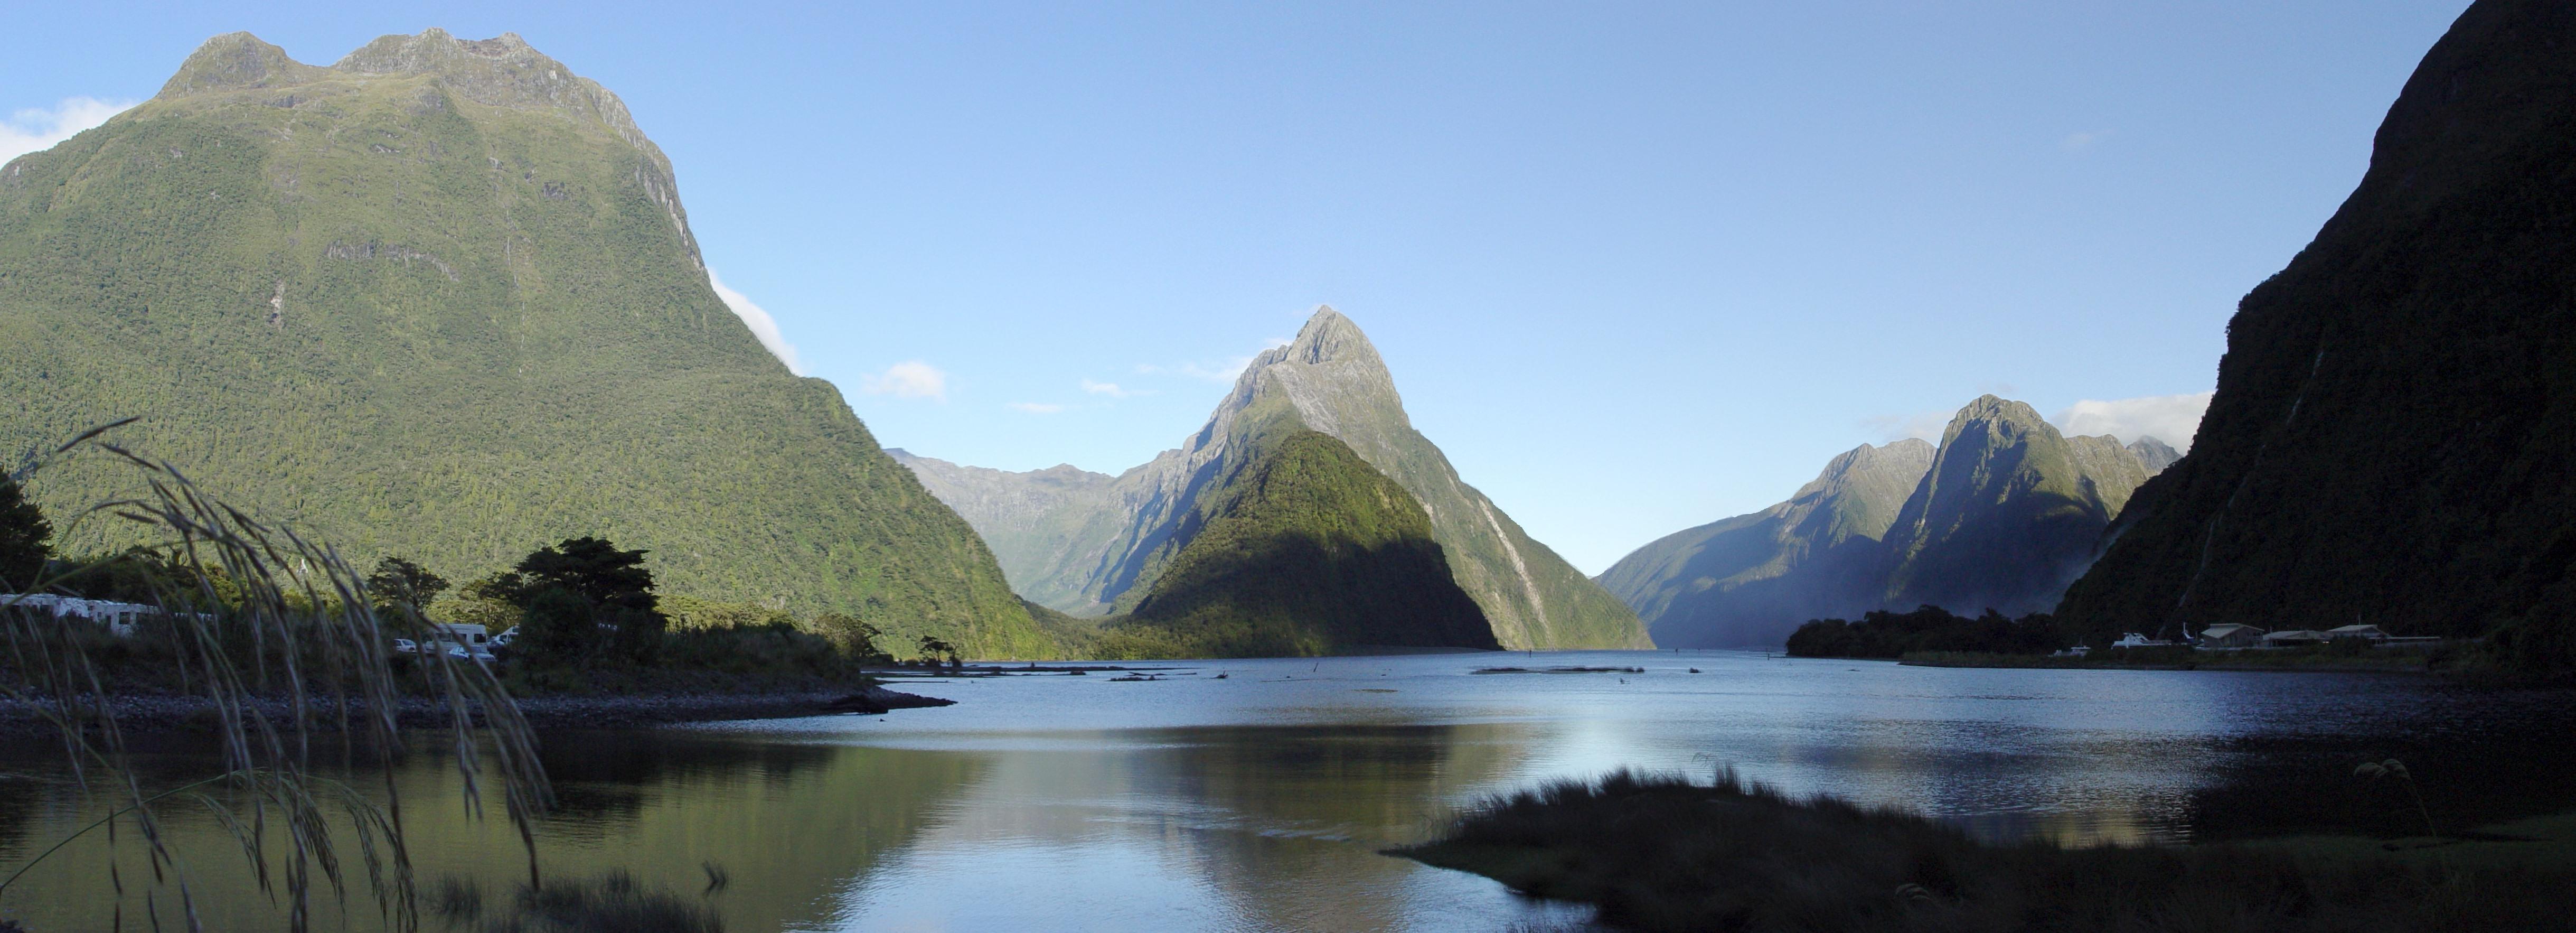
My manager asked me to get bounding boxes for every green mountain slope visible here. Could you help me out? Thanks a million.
[0,30,1049,658]
[2060,0,2576,656]
[898,307,1650,650]
[1104,428,1496,657]
[1879,396,2143,617]
[1601,397,2172,644]
[1597,439,1932,648]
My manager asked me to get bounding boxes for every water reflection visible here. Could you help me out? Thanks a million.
[1,654,2570,930]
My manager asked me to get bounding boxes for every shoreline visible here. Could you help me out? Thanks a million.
[0,682,955,739]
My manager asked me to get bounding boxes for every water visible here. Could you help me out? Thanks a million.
[2,650,2570,931]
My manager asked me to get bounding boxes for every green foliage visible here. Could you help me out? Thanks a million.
[1404,769,2576,933]
[0,32,1050,659]
[365,556,449,609]
[1784,605,2064,659]
[518,586,601,662]
[2060,2,2576,658]
[1101,430,1496,658]
[0,478,49,590]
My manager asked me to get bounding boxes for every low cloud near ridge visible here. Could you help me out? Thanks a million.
[706,269,805,375]
[1136,337,1293,384]
[863,361,948,402]
[1,97,133,165]
[2054,391,2212,451]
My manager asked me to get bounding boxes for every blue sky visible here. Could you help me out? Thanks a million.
[5,2,2471,572]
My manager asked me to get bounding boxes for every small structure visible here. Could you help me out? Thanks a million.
[2325,624,2388,641]
[2197,623,2267,649]
[2051,645,2092,658]
[2,593,156,636]
[2261,629,2332,647]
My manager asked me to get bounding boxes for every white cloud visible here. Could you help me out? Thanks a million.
[1136,337,1293,384]
[706,269,805,376]
[1,97,134,166]
[2061,129,2113,153]
[1862,410,1955,443]
[862,361,948,402]
[1079,378,1149,398]
[2053,391,2213,451]
[1008,402,1067,414]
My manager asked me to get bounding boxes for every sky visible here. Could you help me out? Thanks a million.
[4,1,2472,573]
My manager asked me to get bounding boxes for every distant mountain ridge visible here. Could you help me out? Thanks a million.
[897,307,1650,650]
[1601,395,2175,647]
[0,30,1050,657]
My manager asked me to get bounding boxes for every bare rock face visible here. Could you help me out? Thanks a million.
[898,306,1652,650]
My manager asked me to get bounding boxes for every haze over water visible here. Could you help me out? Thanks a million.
[2,652,2563,931]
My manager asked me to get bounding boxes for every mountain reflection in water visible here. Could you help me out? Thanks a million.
[2,651,2570,931]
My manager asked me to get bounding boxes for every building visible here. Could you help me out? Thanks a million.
[2325,624,2389,641]
[2197,623,2268,649]
[2,593,156,636]
[2261,629,2333,647]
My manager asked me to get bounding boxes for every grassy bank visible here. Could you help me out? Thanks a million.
[1396,770,2576,932]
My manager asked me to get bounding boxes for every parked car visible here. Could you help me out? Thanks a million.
[393,638,418,655]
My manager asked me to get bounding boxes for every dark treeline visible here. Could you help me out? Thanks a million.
[1784,606,2062,659]
[3,477,910,693]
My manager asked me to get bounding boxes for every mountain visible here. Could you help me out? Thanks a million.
[2126,436,2182,473]
[1597,440,1932,648]
[1601,396,2171,645]
[0,31,1051,658]
[1878,396,2149,616]
[2059,0,2576,665]
[1096,429,1497,657]
[900,307,1651,650]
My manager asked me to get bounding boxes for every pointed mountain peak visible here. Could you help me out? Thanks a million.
[1940,395,2056,447]
[157,32,328,99]
[1279,304,1380,366]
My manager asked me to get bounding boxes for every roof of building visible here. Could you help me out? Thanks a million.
[2201,623,2265,637]
[2325,624,2387,636]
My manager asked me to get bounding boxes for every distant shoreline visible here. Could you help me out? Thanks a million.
[0,682,954,739]
[1892,650,2438,674]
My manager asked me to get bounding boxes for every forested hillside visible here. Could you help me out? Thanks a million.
[0,30,1050,657]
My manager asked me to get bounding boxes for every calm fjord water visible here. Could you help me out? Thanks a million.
[2,651,2569,931]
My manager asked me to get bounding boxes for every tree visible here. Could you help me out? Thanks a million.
[518,586,603,663]
[515,537,657,617]
[813,612,889,662]
[512,537,665,663]
[365,556,449,610]
[916,635,959,668]
[0,478,51,591]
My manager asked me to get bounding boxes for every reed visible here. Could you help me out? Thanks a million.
[0,423,550,932]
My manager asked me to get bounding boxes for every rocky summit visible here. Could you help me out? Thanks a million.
[0,31,1050,658]
[899,307,1651,651]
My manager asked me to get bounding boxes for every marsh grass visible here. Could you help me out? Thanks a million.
[430,872,720,933]
[0,424,549,932]
[1399,769,2576,932]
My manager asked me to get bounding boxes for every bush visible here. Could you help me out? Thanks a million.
[1787,606,2063,659]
